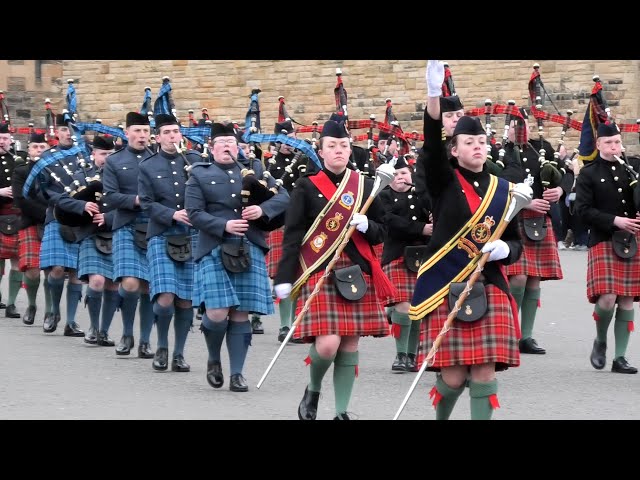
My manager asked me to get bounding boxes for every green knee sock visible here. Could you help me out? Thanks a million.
[7,270,23,305]
[43,276,52,314]
[509,283,525,312]
[24,275,40,307]
[594,303,615,343]
[391,310,411,354]
[469,379,498,420]
[520,287,541,339]
[407,319,422,356]
[308,343,336,392]
[433,375,465,420]
[279,297,294,328]
[333,350,359,416]
[614,308,634,358]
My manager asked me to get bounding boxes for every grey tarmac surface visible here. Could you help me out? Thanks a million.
[0,248,638,420]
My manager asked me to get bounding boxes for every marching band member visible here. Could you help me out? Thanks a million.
[0,122,25,319]
[575,123,640,374]
[505,109,564,355]
[380,155,432,373]
[74,136,119,345]
[102,112,155,354]
[274,118,394,420]
[186,122,289,391]
[410,61,523,420]
[138,113,200,372]
[37,114,86,336]
[11,132,50,325]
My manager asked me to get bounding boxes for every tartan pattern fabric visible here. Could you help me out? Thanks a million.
[373,243,383,260]
[266,227,284,279]
[242,132,321,170]
[78,236,113,281]
[18,225,41,271]
[39,220,79,270]
[0,230,19,259]
[505,212,563,280]
[587,236,640,304]
[417,284,520,371]
[74,123,127,142]
[293,256,389,341]
[112,225,149,282]
[193,239,274,315]
[382,257,417,305]
[146,226,196,302]
[23,144,90,197]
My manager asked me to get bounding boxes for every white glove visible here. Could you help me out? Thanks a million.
[481,240,510,262]
[426,60,445,98]
[350,213,369,233]
[274,283,292,299]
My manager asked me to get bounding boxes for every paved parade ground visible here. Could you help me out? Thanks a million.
[1,249,638,420]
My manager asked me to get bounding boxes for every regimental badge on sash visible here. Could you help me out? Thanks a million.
[339,191,355,210]
[326,212,344,232]
[311,232,328,253]
[471,216,495,244]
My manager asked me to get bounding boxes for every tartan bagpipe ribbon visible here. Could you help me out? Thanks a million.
[74,122,128,142]
[153,78,172,118]
[66,81,77,117]
[577,79,610,161]
[179,126,209,146]
[22,141,91,197]
[140,87,152,116]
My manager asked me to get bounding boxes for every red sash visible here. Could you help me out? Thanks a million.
[309,170,396,302]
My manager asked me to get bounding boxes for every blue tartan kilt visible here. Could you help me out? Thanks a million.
[193,238,274,315]
[112,224,149,283]
[147,226,196,302]
[78,236,114,281]
[39,220,80,270]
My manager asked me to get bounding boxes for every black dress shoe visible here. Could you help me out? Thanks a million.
[297,386,320,420]
[152,347,168,371]
[392,353,408,372]
[137,341,154,359]
[97,331,115,347]
[612,357,638,374]
[519,337,546,354]
[251,315,264,334]
[333,413,351,420]
[115,335,134,355]
[406,353,419,372]
[277,326,290,343]
[229,373,248,392]
[206,361,224,388]
[43,313,57,333]
[590,339,607,370]
[22,305,36,325]
[64,322,85,337]
[171,355,190,372]
[84,326,98,344]
[5,304,20,318]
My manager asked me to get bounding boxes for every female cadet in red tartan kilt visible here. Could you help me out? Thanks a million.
[410,61,523,420]
[380,155,432,373]
[274,119,395,420]
[504,109,564,355]
[11,133,50,325]
[575,123,640,374]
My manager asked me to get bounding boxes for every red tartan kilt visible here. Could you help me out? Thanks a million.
[587,236,640,303]
[294,256,388,341]
[417,284,520,371]
[505,212,563,280]
[18,226,42,271]
[373,243,383,259]
[266,227,284,278]
[382,257,417,305]
[0,230,19,260]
